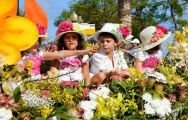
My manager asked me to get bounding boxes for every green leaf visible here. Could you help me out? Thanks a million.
[35,117,46,120]
[13,86,21,103]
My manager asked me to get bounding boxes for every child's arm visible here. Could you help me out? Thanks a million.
[43,49,92,60]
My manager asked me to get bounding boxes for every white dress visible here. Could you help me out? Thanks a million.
[90,50,128,74]
[58,55,89,83]
[135,49,162,62]
[135,49,162,71]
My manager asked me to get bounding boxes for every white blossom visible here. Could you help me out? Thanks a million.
[0,107,13,120]
[22,90,54,107]
[142,93,152,102]
[83,110,94,120]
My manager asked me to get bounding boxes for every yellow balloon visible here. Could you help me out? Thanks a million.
[0,16,39,51]
[0,43,21,65]
[0,0,17,19]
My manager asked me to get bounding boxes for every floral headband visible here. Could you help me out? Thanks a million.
[152,24,168,42]
[36,23,46,35]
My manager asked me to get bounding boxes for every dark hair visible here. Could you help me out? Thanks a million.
[57,33,84,50]
[146,45,161,54]
[99,32,118,43]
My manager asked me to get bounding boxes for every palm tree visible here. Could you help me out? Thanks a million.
[118,0,132,27]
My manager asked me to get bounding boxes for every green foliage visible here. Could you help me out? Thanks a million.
[54,0,119,30]
[13,86,21,103]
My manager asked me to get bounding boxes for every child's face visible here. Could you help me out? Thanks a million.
[64,32,78,50]
[99,35,116,54]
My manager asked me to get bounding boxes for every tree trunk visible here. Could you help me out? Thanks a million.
[167,0,178,29]
[118,0,132,27]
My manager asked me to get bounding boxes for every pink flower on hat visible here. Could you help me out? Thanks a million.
[152,25,168,42]
[36,23,46,35]
[56,21,73,36]
[157,24,168,34]
[119,25,131,37]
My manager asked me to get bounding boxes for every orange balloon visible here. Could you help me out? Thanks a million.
[0,16,39,51]
[0,43,21,65]
[0,0,18,20]
[25,0,48,29]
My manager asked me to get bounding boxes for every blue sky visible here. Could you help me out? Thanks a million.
[20,0,72,42]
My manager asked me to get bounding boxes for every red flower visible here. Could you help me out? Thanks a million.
[60,81,78,88]
[36,23,46,35]
[119,25,131,37]
[157,24,168,34]
[56,21,73,36]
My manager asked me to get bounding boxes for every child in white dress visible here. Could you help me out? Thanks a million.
[134,25,171,73]
[90,23,130,86]
[50,21,91,86]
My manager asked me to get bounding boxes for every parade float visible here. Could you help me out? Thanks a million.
[0,0,188,120]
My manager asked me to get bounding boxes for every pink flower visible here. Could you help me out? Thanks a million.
[143,56,160,69]
[157,24,168,34]
[36,24,46,35]
[151,25,168,42]
[56,21,73,35]
[40,89,51,98]
[26,53,42,76]
[119,25,131,37]
[59,56,82,70]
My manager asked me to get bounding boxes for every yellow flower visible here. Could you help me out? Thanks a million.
[40,107,53,118]
[183,26,188,34]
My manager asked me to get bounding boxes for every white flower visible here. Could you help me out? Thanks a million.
[83,110,94,120]
[145,71,167,83]
[88,85,110,101]
[0,107,13,120]
[144,103,155,115]
[142,93,152,102]
[150,98,161,109]
[22,90,54,107]
[79,100,98,111]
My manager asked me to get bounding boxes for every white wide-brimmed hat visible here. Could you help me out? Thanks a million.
[139,25,171,51]
[55,21,85,42]
[93,23,123,42]
[130,38,140,44]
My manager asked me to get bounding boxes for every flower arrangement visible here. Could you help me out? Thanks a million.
[56,21,73,35]
[142,56,160,69]
[152,24,168,42]
[0,26,188,120]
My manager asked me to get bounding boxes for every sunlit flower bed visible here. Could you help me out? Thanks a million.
[0,27,188,120]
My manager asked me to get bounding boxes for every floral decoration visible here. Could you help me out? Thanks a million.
[36,23,46,35]
[152,24,168,42]
[56,21,73,36]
